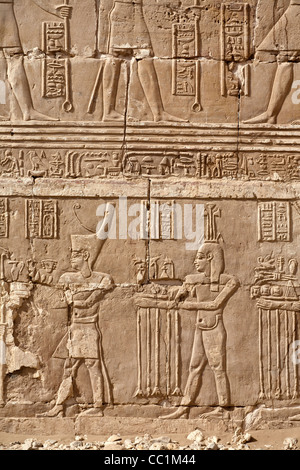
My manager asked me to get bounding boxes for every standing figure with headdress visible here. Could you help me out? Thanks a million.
[41,232,114,417]
[245,0,300,124]
[0,0,71,121]
[159,241,240,419]
[97,0,182,122]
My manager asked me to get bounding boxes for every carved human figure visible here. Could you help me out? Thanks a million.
[0,149,19,176]
[245,0,300,124]
[0,0,71,121]
[99,0,181,122]
[161,242,239,419]
[41,234,114,417]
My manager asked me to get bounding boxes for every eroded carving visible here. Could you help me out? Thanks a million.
[41,212,114,418]
[251,253,300,400]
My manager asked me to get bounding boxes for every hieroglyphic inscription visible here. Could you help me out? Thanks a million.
[25,199,58,239]
[42,22,66,99]
[1,149,300,182]
[258,202,291,242]
[172,3,202,112]
[41,15,73,112]
[0,199,8,238]
[0,150,122,179]
[172,22,197,97]
[220,3,250,97]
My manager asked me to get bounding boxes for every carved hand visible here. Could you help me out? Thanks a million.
[167,300,179,310]
[56,5,73,19]
[72,290,105,308]
[64,289,73,305]
[257,299,275,310]
[179,300,218,311]
[135,297,177,310]
[291,302,300,312]
[174,287,188,301]
[134,297,157,309]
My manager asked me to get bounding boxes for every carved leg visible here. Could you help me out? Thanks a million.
[199,406,230,419]
[5,50,58,122]
[203,322,231,407]
[102,57,124,122]
[137,59,186,123]
[81,359,104,416]
[244,62,294,124]
[38,359,80,417]
[159,328,207,419]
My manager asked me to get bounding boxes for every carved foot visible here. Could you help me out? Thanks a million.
[159,406,189,420]
[80,407,104,417]
[243,112,276,125]
[23,109,58,122]
[199,406,229,419]
[102,111,124,122]
[127,115,141,123]
[37,404,64,418]
[154,111,188,123]
[289,414,300,421]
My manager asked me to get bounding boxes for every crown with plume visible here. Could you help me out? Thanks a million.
[71,203,114,270]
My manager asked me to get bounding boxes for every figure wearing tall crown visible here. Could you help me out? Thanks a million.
[41,228,114,418]
[158,241,239,419]
[159,205,239,419]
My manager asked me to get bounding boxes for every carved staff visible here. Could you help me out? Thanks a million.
[0,282,6,407]
[220,3,226,97]
[63,0,73,112]
[275,309,281,399]
[258,307,265,399]
[146,308,151,397]
[166,310,171,396]
[267,308,271,399]
[87,61,104,114]
[192,0,202,112]
[0,253,7,281]
[172,309,182,396]
[134,308,143,398]
[87,0,107,114]
[293,311,298,399]
[285,310,291,399]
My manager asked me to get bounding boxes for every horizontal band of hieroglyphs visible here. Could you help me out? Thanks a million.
[1,149,300,181]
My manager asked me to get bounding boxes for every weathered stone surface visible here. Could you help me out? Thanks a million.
[0,0,300,439]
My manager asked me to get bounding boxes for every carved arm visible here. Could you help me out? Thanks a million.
[32,1,72,19]
[180,277,240,311]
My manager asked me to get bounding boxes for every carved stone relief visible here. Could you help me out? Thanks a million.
[0,0,300,434]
